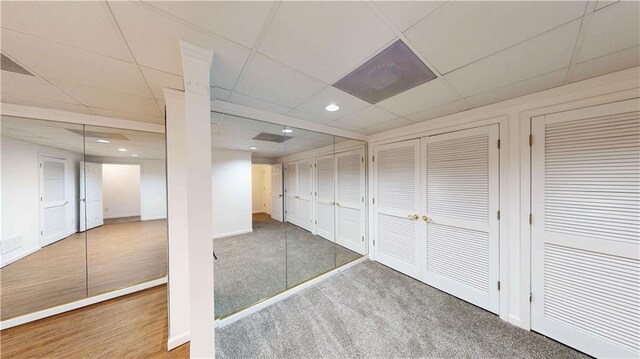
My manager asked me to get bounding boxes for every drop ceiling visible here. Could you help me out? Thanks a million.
[0,1,637,135]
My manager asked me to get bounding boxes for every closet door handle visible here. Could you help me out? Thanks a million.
[408,214,419,220]
[422,215,432,223]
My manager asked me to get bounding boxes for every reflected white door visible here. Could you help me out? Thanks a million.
[80,161,103,231]
[315,154,335,241]
[422,125,500,313]
[285,162,298,224]
[374,139,421,278]
[531,99,640,358]
[270,164,283,222]
[297,159,313,232]
[263,166,272,215]
[335,149,365,254]
[40,156,68,246]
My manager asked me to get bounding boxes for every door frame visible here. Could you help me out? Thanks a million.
[38,154,69,247]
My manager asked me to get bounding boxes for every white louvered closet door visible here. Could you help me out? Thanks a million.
[531,99,640,358]
[335,149,365,254]
[316,154,335,241]
[297,159,314,232]
[423,125,500,313]
[285,162,298,225]
[270,163,283,222]
[374,139,421,279]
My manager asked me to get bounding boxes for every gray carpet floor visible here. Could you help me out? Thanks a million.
[215,260,587,358]
[213,213,361,318]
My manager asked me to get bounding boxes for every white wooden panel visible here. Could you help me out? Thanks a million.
[531,99,640,358]
[316,155,334,241]
[40,156,68,246]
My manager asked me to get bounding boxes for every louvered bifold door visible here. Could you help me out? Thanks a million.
[285,162,298,225]
[423,125,500,313]
[297,159,313,232]
[316,154,335,241]
[374,139,421,279]
[335,149,366,254]
[531,99,640,358]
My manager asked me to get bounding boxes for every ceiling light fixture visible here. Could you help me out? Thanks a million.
[117,148,127,152]
[282,129,293,134]
[130,154,139,157]
[325,104,340,112]
[250,147,257,150]
[96,139,110,143]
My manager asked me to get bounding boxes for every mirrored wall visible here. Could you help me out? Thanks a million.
[0,116,167,321]
[211,112,367,319]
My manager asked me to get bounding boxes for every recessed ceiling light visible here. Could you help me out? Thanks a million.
[250,147,257,150]
[117,148,127,152]
[96,139,110,143]
[130,154,139,157]
[282,129,293,133]
[325,104,340,112]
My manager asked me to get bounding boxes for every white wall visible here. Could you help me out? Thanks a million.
[212,148,252,239]
[1,136,81,266]
[251,164,264,214]
[102,164,141,219]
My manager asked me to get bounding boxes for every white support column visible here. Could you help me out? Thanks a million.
[180,40,214,358]
[164,89,191,350]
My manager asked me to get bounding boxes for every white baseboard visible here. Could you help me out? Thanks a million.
[142,216,167,221]
[508,314,525,329]
[214,256,367,328]
[168,331,190,351]
[212,229,252,240]
[0,277,167,330]
[0,246,40,268]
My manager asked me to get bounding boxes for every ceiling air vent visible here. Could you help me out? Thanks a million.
[1,53,34,76]
[253,132,291,143]
[332,40,437,104]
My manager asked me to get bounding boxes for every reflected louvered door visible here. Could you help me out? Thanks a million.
[531,99,640,358]
[335,148,365,254]
[271,163,283,222]
[374,139,421,278]
[297,159,313,232]
[316,154,335,241]
[423,125,500,313]
[285,162,298,225]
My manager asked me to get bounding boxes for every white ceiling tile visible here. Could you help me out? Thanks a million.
[258,1,396,83]
[109,1,250,90]
[594,0,618,11]
[212,87,232,101]
[89,107,164,124]
[0,1,133,62]
[571,46,640,83]
[357,117,412,135]
[235,54,325,108]
[230,92,291,114]
[374,1,445,32]
[1,94,93,114]
[325,121,361,132]
[578,1,640,62]
[1,71,78,103]
[143,1,273,48]
[445,20,581,97]
[465,68,568,108]
[2,30,152,97]
[333,105,398,129]
[53,81,162,117]
[376,79,459,116]
[405,100,471,123]
[294,86,370,123]
[286,109,334,125]
[406,1,586,74]
[141,67,184,100]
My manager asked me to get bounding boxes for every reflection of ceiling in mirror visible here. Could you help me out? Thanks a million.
[1,116,166,160]
[211,112,335,158]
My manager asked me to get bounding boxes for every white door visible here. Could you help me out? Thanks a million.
[335,149,366,254]
[271,163,283,222]
[285,162,298,224]
[263,166,272,215]
[422,125,500,313]
[315,154,335,241]
[531,99,640,358]
[297,159,313,232]
[40,156,68,246]
[374,139,421,279]
[80,161,103,231]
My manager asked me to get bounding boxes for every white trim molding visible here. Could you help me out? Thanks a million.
[0,277,167,330]
[212,229,253,240]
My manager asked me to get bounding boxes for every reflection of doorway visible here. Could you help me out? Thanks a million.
[39,155,68,247]
[270,163,283,222]
[101,164,141,224]
[80,162,103,231]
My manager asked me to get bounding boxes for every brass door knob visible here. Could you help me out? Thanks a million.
[422,215,432,223]
[336,202,340,206]
[408,213,419,220]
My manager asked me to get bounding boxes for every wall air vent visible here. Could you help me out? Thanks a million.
[253,132,291,143]
[332,40,437,104]
[66,129,130,140]
[1,53,34,76]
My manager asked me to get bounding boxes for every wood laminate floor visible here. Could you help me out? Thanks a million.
[0,285,188,359]
[1,220,167,320]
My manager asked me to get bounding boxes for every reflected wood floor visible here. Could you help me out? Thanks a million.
[1,220,167,320]
[0,285,189,359]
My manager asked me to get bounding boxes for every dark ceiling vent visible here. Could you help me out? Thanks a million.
[253,132,290,143]
[66,128,130,140]
[332,40,437,104]
[1,53,34,76]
